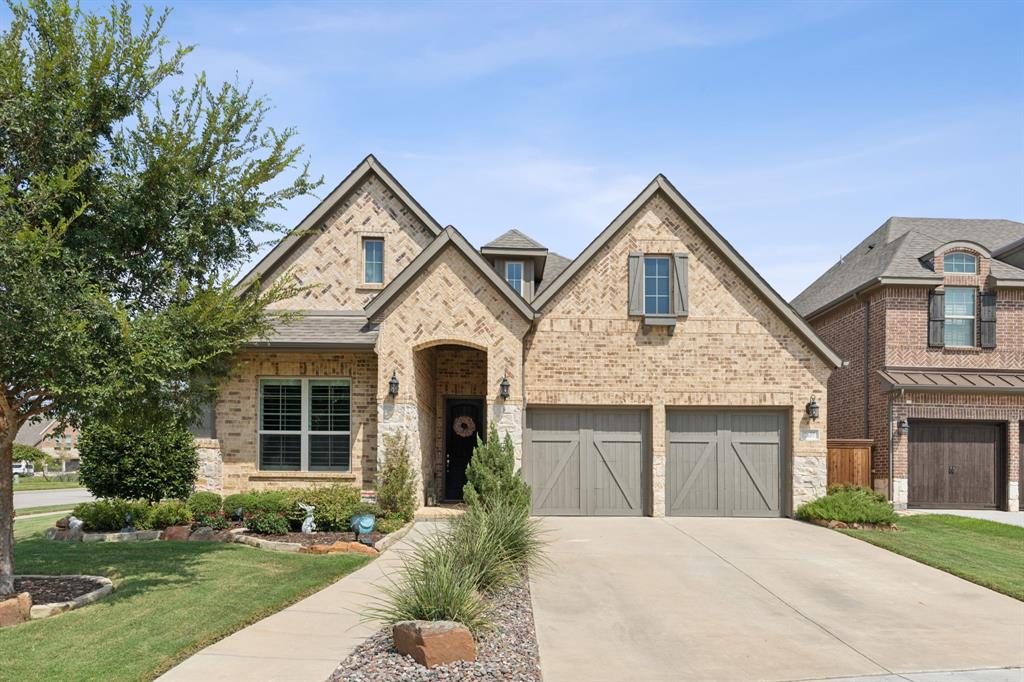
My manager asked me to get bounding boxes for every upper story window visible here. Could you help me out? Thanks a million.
[505,261,524,295]
[944,287,976,347]
[363,238,384,284]
[943,252,977,274]
[259,378,351,472]
[644,256,670,315]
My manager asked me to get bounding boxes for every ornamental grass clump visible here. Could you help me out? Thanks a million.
[796,484,899,526]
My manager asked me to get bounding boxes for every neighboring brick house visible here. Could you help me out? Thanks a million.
[14,419,81,472]
[793,218,1024,511]
[195,155,841,518]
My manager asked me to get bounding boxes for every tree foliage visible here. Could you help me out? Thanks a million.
[463,424,531,513]
[0,0,321,595]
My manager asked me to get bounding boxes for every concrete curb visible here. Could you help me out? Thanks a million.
[16,574,115,620]
[374,521,415,553]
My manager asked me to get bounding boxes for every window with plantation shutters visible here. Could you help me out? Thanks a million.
[259,378,351,472]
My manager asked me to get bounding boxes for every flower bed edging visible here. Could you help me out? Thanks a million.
[373,521,415,553]
[805,518,899,532]
[17,575,115,620]
[230,533,303,553]
[82,530,163,543]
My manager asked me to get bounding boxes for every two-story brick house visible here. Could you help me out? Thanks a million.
[794,218,1024,511]
[194,155,842,517]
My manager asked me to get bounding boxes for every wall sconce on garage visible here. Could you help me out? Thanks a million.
[805,395,820,421]
[388,371,400,397]
[897,418,909,437]
[499,375,511,400]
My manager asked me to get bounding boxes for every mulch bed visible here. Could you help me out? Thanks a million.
[13,576,103,604]
[255,531,383,546]
[329,576,541,682]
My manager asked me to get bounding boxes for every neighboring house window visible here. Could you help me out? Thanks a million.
[644,256,670,315]
[363,238,384,284]
[505,261,524,295]
[944,287,976,347]
[259,378,351,472]
[943,252,977,274]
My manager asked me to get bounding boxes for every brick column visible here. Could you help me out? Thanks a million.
[1008,420,1020,512]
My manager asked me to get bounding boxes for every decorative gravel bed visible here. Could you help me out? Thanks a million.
[256,531,383,547]
[329,577,541,682]
[14,576,104,604]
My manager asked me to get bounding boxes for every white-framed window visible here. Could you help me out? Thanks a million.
[644,256,670,315]
[943,252,977,274]
[944,287,976,347]
[258,378,351,471]
[505,261,524,295]
[363,238,384,284]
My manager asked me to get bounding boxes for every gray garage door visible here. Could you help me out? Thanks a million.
[667,411,784,517]
[527,408,647,516]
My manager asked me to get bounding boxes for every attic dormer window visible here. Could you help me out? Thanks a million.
[505,261,524,295]
[943,252,977,274]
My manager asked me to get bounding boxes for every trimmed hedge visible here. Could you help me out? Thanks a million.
[186,491,222,516]
[796,485,898,525]
[79,420,197,501]
[73,499,155,531]
[150,500,192,529]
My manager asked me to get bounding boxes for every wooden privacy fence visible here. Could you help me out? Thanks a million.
[826,439,873,489]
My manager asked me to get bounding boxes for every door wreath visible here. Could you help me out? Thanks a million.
[453,415,476,438]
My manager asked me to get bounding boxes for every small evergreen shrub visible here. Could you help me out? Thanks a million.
[377,432,417,522]
[73,499,154,531]
[223,493,254,519]
[187,491,222,516]
[463,424,531,513]
[79,419,198,501]
[150,500,192,529]
[376,513,407,535]
[194,510,231,530]
[244,510,291,535]
[796,485,898,525]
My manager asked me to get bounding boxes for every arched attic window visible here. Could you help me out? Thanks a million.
[943,252,977,274]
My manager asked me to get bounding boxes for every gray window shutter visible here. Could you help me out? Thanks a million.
[980,292,997,348]
[672,252,689,316]
[628,251,643,315]
[928,290,944,348]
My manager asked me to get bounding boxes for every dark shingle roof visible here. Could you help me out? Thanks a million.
[15,419,55,447]
[536,252,572,294]
[247,311,377,349]
[481,229,547,251]
[792,218,1024,318]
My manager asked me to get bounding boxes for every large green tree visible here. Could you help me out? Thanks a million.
[0,0,319,595]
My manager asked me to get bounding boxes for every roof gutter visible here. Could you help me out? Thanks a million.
[802,276,943,322]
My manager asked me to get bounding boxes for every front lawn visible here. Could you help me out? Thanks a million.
[843,514,1024,601]
[15,504,77,516]
[13,478,83,491]
[0,514,372,682]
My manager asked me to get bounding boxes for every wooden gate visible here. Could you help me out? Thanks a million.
[826,439,872,489]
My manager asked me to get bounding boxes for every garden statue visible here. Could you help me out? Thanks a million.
[121,512,135,533]
[298,503,316,534]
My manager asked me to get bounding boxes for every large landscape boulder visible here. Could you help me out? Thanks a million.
[393,620,476,668]
[0,592,32,628]
[162,525,191,541]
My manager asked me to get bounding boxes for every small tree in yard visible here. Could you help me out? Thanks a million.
[0,1,320,596]
[463,424,531,512]
[12,444,56,472]
[377,432,417,523]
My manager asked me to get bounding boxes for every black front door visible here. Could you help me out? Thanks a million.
[445,398,484,501]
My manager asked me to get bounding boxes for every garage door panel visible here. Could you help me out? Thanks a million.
[909,421,1001,509]
[591,436,643,515]
[730,441,780,517]
[667,413,721,515]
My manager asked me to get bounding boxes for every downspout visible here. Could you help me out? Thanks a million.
[863,296,871,439]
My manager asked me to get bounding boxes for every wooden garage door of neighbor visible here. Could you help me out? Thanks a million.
[527,409,647,516]
[908,420,1004,510]
[667,411,785,517]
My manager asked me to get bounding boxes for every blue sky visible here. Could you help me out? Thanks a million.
[11,1,1024,298]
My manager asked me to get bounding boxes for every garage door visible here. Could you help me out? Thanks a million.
[527,408,647,516]
[666,411,784,517]
[909,421,1003,509]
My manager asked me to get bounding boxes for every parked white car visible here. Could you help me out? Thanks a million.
[12,461,35,477]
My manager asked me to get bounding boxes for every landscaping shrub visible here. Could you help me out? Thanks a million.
[13,443,55,471]
[376,513,407,535]
[463,424,531,513]
[245,510,291,535]
[149,500,192,529]
[796,485,899,525]
[377,432,417,523]
[194,510,231,530]
[79,420,198,502]
[72,499,154,531]
[288,485,362,531]
[223,493,254,519]
[186,491,222,516]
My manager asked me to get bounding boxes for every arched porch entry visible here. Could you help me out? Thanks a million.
[412,341,488,504]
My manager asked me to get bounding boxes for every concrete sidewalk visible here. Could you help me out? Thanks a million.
[158,522,434,682]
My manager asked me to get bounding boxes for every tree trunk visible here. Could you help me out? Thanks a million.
[0,428,16,597]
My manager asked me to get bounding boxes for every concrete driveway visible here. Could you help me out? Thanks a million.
[530,517,1024,682]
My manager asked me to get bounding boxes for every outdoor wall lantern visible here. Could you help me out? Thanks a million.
[499,375,511,400]
[805,395,820,421]
[897,418,909,437]
[388,371,400,397]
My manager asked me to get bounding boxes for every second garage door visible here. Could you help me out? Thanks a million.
[667,411,785,517]
[908,420,1003,509]
[527,408,647,516]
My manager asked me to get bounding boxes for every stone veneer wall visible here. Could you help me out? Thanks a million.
[215,350,378,493]
[373,244,531,505]
[194,438,224,492]
[526,192,833,516]
[263,174,436,311]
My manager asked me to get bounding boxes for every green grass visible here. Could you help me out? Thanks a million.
[0,514,372,682]
[15,505,74,517]
[843,514,1024,601]
[13,478,83,491]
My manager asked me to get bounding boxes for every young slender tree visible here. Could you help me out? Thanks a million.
[0,0,319,595]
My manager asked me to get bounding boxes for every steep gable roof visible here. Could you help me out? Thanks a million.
[532,175,843,368]
[481,229,547,251]
[364,226,534,321]
[15,418,56,447]
[237,154,442,294]
[792,217,1024,319]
